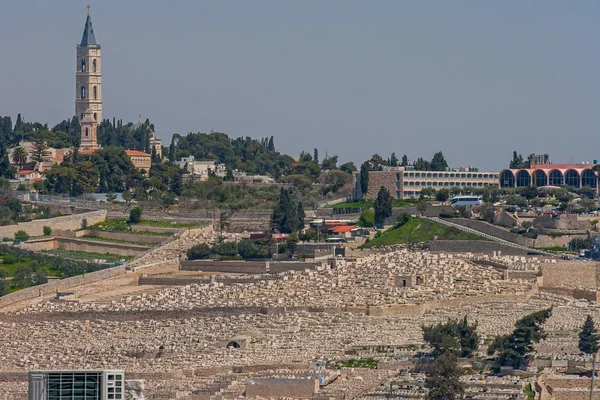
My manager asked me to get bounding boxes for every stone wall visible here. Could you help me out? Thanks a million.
[448,218,534,246]
[179,260,319,274]
[180,260,267,274]
[0,210,107,239]
[533,234,588,249]
[0,265,126,310]
[55,237,151,257]
[85,230,168,245]
[538,286,600,302]
[534,214,590,230]
[131,225,181,234]
[365,171,398,200]
[540,261,600,289]
[428,240,529,256]
[245,379,318,399]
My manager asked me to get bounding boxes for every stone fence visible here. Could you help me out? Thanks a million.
[0,210,107,239]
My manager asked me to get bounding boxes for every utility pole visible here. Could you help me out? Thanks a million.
[591,352,597,400]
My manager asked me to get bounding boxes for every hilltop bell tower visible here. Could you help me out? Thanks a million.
[76,5,102,148]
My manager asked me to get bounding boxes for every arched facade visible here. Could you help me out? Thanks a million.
[516,170,531,187]
[500,170,515,188]
[549,170,564,186]
[582,169,596,187]
[564,169,580,187]
[498,164,598,191]
[533,170,548,187]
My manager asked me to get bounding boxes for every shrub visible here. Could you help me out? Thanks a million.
[212,242,238,257]
[238,240,270,259]
[187,244,212,260]
[129,207,142,223]
[2,254,17,265]
[358,209,375,228]
[439,212,455,219]
[14,230,30,242]
[43,226,52,236]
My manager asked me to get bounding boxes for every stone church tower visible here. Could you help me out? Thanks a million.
[76,6,102,149]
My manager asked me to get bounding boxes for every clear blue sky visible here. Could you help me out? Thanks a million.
[1,1,599,171]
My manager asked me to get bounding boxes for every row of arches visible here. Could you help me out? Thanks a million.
[500,169,597,188]
[81,58,97,72]
[80,86,98,100]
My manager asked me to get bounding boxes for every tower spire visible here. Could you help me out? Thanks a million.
[80,7,97,47]
[87,4,91,16]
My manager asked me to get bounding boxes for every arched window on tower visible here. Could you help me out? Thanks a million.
[81,86,86,100]
[85,128,89,137]
[93,86,97,99]
[94,113,97,121]
[92,59,96,72]
[81,59,86,72]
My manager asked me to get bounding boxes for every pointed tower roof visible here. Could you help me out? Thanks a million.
[80,6,97,47]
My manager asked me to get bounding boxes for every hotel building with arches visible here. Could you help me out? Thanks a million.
[499,163,599,190]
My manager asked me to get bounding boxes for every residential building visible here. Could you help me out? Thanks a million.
[354,166,499,200]
[125,150,151,172]
[177,156,226,181]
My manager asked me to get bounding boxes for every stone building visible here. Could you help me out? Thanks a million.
[125,150,151,172]
[354,166,499,200]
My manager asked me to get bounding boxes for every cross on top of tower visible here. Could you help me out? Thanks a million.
[87,4,91,15]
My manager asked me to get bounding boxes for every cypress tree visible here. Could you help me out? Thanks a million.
[360,162,369,197]
[578,315,599,355]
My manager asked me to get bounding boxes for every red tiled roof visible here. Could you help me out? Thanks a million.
[324,221,347,226]
[80,148,100,154]
[31,178,43,181]
[17,170,36,175]
[125,150,150,156]
[329,225,355,233]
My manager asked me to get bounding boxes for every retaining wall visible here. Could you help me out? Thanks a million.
[179,260,320,274]
[0,210,107,239]
[55,238,150,257]
[428,240,529,256]
[540,262,600,289]
[448,218,534,247]
[0,265,126,310]
[85,230,168,244]
[131,225,181,234]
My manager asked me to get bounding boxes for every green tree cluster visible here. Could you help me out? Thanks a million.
[271,188,305,234]
[422,317,479,358]
[487,308,552,368]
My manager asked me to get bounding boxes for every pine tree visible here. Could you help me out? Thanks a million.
[313,148,319,165]
[579,315,599,355]
[14,113,24,132]
[390,152,399,167]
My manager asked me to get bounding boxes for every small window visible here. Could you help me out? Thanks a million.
[92,58,97,72]
[81,59,86,72]
[85,128,89,137]
[93,113,97,121]
[93,86,97,99]
[81,86,86,100]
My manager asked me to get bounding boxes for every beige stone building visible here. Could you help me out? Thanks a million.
[125,150,151,172]
[354,166,500,199]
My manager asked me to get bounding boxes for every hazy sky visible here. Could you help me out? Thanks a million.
[1,1,599,171]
